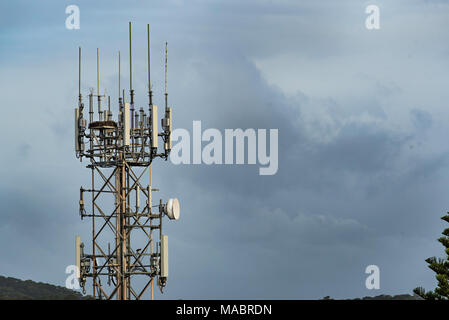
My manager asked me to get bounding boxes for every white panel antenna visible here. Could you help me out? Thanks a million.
[151,105,158,149]
[124,102,130,146]
[161,235,168,278]
[75,235,81,278]
[136,185,140,210]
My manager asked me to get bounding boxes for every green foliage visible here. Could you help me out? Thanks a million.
[0,275,91,300]
[414,213,449,300]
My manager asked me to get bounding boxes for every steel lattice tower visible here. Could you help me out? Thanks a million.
[74,22,180,300]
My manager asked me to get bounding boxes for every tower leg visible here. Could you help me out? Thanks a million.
[115,162,128,300]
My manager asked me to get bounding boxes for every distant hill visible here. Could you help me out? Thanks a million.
[0,274,423,300]
[354,294,423,300]
[0,275,90,300]
[322,294,423,300]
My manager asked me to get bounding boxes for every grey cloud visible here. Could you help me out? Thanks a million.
[0,0,448,299]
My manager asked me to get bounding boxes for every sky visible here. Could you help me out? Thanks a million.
[1,0,449,299]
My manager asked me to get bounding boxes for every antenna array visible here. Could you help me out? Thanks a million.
[74,22,179,300]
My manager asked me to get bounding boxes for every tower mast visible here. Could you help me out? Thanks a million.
[73,23,180,300]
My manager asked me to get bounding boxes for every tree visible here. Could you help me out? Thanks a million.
[414,213,449,300]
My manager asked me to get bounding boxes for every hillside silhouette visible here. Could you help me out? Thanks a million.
[0,275,89,300]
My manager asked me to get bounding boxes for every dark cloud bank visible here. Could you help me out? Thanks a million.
[0,0,449,299]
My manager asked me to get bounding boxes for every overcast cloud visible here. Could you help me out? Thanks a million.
[0,0,449,299]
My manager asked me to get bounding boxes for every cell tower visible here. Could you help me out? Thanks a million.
[74,22,180,300]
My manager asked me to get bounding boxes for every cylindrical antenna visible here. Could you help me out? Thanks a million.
[164,42,168,111]
[147,24,150,90]
[129,22,134,151]
[118,50,121,100]
[89,90,93,124]
[97,48,102,119]
[118,51,123,121]
[129,22,133,93]
[78,47,82,101]
[147,24,153,106]
[97,48,100,97]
